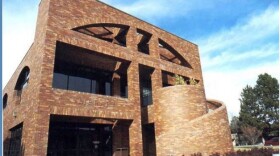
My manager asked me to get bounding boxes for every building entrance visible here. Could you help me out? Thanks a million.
[47,121,112,156]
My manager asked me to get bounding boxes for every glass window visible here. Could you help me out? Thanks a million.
[52,42,129,98]
[139,65,154,106]
[68,76,91,93]
[105,82,111,96]
[15,66,30,91]
[8,123,23,156]
[47,122,113,156]
[53,73,68,89]
[141,82,153,106]
[120,77,128,98]
[91,80,98,94]
[120,86,128,98]
[22,72,29,89]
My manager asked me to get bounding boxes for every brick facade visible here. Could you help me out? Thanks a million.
[3,0,233,155]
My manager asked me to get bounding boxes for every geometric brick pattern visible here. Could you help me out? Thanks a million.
[3,0,233,155]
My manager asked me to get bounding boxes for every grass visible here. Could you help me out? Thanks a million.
[234,145,279,151]
[191,147,279,156]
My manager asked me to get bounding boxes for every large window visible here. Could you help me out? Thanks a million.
[47,121,112,156]
[8,123,23,156]
[53,61,113,96]
[52,42,129,98]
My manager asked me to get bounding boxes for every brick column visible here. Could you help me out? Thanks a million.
[127,62,143,155]
[32,109,50,155]
[113,73,121,96]
[126,27,138,52]
[20,113,37,155]
[151,68,162,102]
[149,36,160,58]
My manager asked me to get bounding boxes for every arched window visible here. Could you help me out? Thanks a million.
[15,66,30,90]
[3,94,8,109]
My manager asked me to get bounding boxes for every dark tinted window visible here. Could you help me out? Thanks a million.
[15,66,30,91]
[47,122,113,156]
[105,82,111,96]
[8,123,23,156]
[91,80,98,94]
[52,42,129,98]
[53,73,68,89]
[121,86,128,98]
[52,61,114,96]
[141,81,153,106]
[139,65,154,106]
[68,76,91,93]
[120,77,128,98]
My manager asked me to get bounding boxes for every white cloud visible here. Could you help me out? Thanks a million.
[202,43,278,69]
[197,6,278,55]
[203,61,279,120]
[198,6,279,121]
[100,0,213,23]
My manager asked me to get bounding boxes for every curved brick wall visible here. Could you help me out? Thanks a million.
[155,86,233,155]
[155,85,207,133]
[207,99,222,110]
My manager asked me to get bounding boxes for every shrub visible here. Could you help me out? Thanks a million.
[189,78,198,85]
[175,74,186,85]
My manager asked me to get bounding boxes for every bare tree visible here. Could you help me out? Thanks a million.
[241,125,262,145]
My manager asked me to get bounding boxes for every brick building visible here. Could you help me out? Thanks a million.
[3,0,233,155]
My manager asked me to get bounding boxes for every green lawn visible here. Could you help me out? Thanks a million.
[234,145,279,151]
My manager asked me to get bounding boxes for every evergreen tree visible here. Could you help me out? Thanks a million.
[254,73,279,137]
[239,85,260,128]
[239,73,279,139]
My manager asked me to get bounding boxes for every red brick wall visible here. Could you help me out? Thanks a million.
[207,99,222,111]
[3,0,233,155]
[3,0,50,155]
[154,85,233,155]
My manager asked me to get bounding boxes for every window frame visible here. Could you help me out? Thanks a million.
[14,66,30,91]
[8,123,23,156]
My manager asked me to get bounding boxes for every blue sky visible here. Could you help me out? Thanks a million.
[3,0,279,120]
